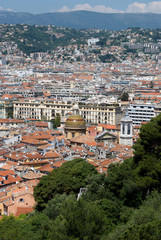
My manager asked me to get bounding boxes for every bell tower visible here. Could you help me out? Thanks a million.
[119,111,133,146]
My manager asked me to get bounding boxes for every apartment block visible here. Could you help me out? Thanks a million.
[14,99,123,125]
[128,104,155,125]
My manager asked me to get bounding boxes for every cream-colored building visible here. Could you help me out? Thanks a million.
[14,99,123,125]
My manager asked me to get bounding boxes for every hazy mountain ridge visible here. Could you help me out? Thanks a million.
[0,10,161,30]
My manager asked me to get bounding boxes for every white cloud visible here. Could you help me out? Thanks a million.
[72,4,123,13]
[127,2,146,13]
[54,4,123,13]
[147,1,161,13]
[127,1,161,14]
[57,5,70,12]
[52,1,161,14]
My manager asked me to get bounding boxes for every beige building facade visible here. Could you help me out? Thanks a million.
[14,99,123,125]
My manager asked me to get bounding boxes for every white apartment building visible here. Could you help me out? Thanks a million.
[13,99,123,125]
[128,104,155,125]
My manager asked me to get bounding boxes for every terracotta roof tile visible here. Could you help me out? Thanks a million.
[3,200,14,207]
[35,122,48,127]
[0,149,10,156]
[69,134,96,146]
[53,160,66,168]
[15,207,34,217]
[44,151,61,158]
[98,124,117,130]
[22,172,45,180]
[99,159,114,168]
[86,151,95,156]
[38,164,53,172]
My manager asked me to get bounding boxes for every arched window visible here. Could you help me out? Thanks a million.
[127,123,131,135]
[122,124,125,134]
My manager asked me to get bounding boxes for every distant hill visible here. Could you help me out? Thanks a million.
[0,10,161,30]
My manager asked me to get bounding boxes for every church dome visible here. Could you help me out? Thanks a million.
[121,111,132,123]
[65,114,86,129]
[72,104,79,110]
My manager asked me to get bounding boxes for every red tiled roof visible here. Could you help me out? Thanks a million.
[20,160,49,166]
[12,143,26,149]
[35,122,48,127]
[44,151,60,159]
[5,152,27,162]
[98,124,117,130]
[49,136,56,141]
[69,134,97,146]
[38,164,53,172]
[21,138,47,146]
[3,200,14,207]
[0,170,16,176]
[0,192,6,197]
[56,136,65,141]
[1,164,13,170]
[99,159,114,168]
[0,119,24,123]
[71,146,86,152]
[0,158,6,162]
[53,130,62,135]
[15,207,34,217]
[22,172,44,180]
[87,125,97,131]
[0,170,22,186]
[25,152,42,160]
[86,151,95,156]
[0,149,10,156]
[53,160,66,168]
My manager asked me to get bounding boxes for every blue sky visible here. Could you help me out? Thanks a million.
[1,0,161,14]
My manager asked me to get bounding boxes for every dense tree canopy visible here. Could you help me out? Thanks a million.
[34,158,98,210]
[133,114,161,196]
[107,191,161,240]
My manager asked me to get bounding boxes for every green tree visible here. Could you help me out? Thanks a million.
[43,194,68,219]
[107,191,161,240]
[51,113,61,129]
[119,92,129,101]
[133,114,161,195]
[41,115,47,121]
[34,158,98,210]
[105,159,141,207]
[0,213,52,240]
[62,198,106,240]
[0,215,24,240]
[7,108,13,118]
[99,53,117,63]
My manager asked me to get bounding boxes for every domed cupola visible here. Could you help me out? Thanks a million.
[119,111,133,146]
[64,104,86,139]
